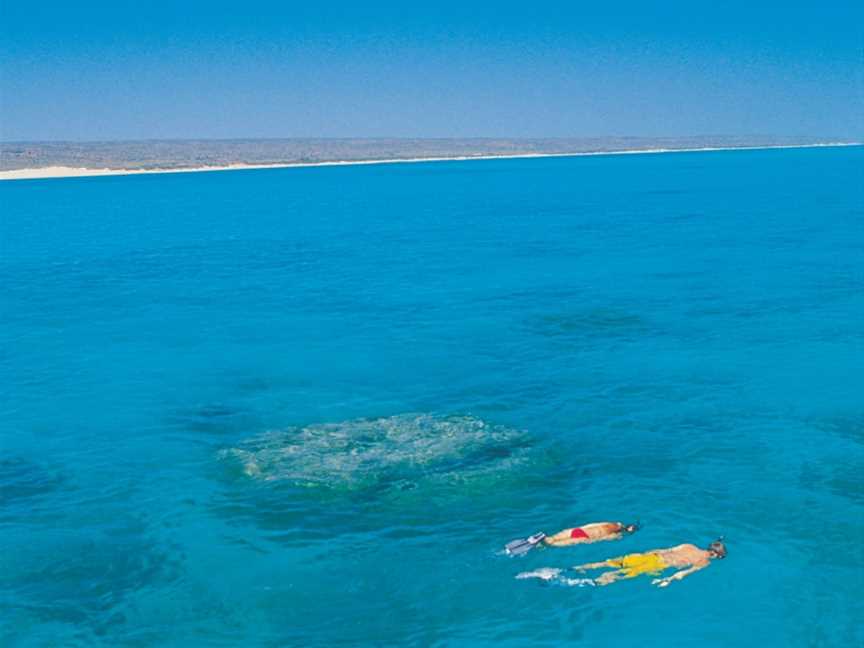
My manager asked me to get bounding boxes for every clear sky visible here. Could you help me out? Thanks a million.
[1,1,862,141]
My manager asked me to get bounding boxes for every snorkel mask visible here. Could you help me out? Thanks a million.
[708,537,727,559]
[621,521,640,534]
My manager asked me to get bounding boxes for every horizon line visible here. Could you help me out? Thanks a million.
[1,134,860,145]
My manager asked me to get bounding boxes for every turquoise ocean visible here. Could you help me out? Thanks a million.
[1,146,862,647]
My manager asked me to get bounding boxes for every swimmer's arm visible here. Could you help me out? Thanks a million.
[652,561,709,587]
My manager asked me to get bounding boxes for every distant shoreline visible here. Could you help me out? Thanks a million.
[1,142,859,181]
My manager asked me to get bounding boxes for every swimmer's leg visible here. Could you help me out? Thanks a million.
[573,560,614,572]
[594,569,631,586]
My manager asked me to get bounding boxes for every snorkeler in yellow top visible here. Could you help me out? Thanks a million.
[517,539,727,587]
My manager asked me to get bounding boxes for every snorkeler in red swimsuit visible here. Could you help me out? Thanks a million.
[543,521,638,547]
[504,521,639,556]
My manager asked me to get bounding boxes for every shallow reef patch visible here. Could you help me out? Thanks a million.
[218,413,534,493]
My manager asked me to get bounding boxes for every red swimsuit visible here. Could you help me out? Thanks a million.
[569,527,589,540]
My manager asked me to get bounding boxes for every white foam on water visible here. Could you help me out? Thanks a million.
[515,568,562,580]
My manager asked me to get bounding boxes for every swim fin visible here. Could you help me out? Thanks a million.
[505,532,546,556]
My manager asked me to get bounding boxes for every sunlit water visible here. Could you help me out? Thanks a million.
[1,147,862,647]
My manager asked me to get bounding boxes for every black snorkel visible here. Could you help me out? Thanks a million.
[622,521,641,534]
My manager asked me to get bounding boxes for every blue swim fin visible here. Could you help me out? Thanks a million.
[505,532,546,556]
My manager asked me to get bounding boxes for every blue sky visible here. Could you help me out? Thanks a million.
[1,1,861,140]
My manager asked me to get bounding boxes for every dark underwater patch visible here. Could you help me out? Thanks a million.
[167,402,259,437]
[0,457,67,510]
[525,308,650,341]
[2,516,183,641]
[810,413,864,446]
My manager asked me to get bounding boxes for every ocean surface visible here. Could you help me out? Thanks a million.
[1,146,862,647]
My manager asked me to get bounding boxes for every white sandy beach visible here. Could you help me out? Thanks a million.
[0,143,858,181]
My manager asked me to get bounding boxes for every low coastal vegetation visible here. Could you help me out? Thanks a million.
[0,135,845,172]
